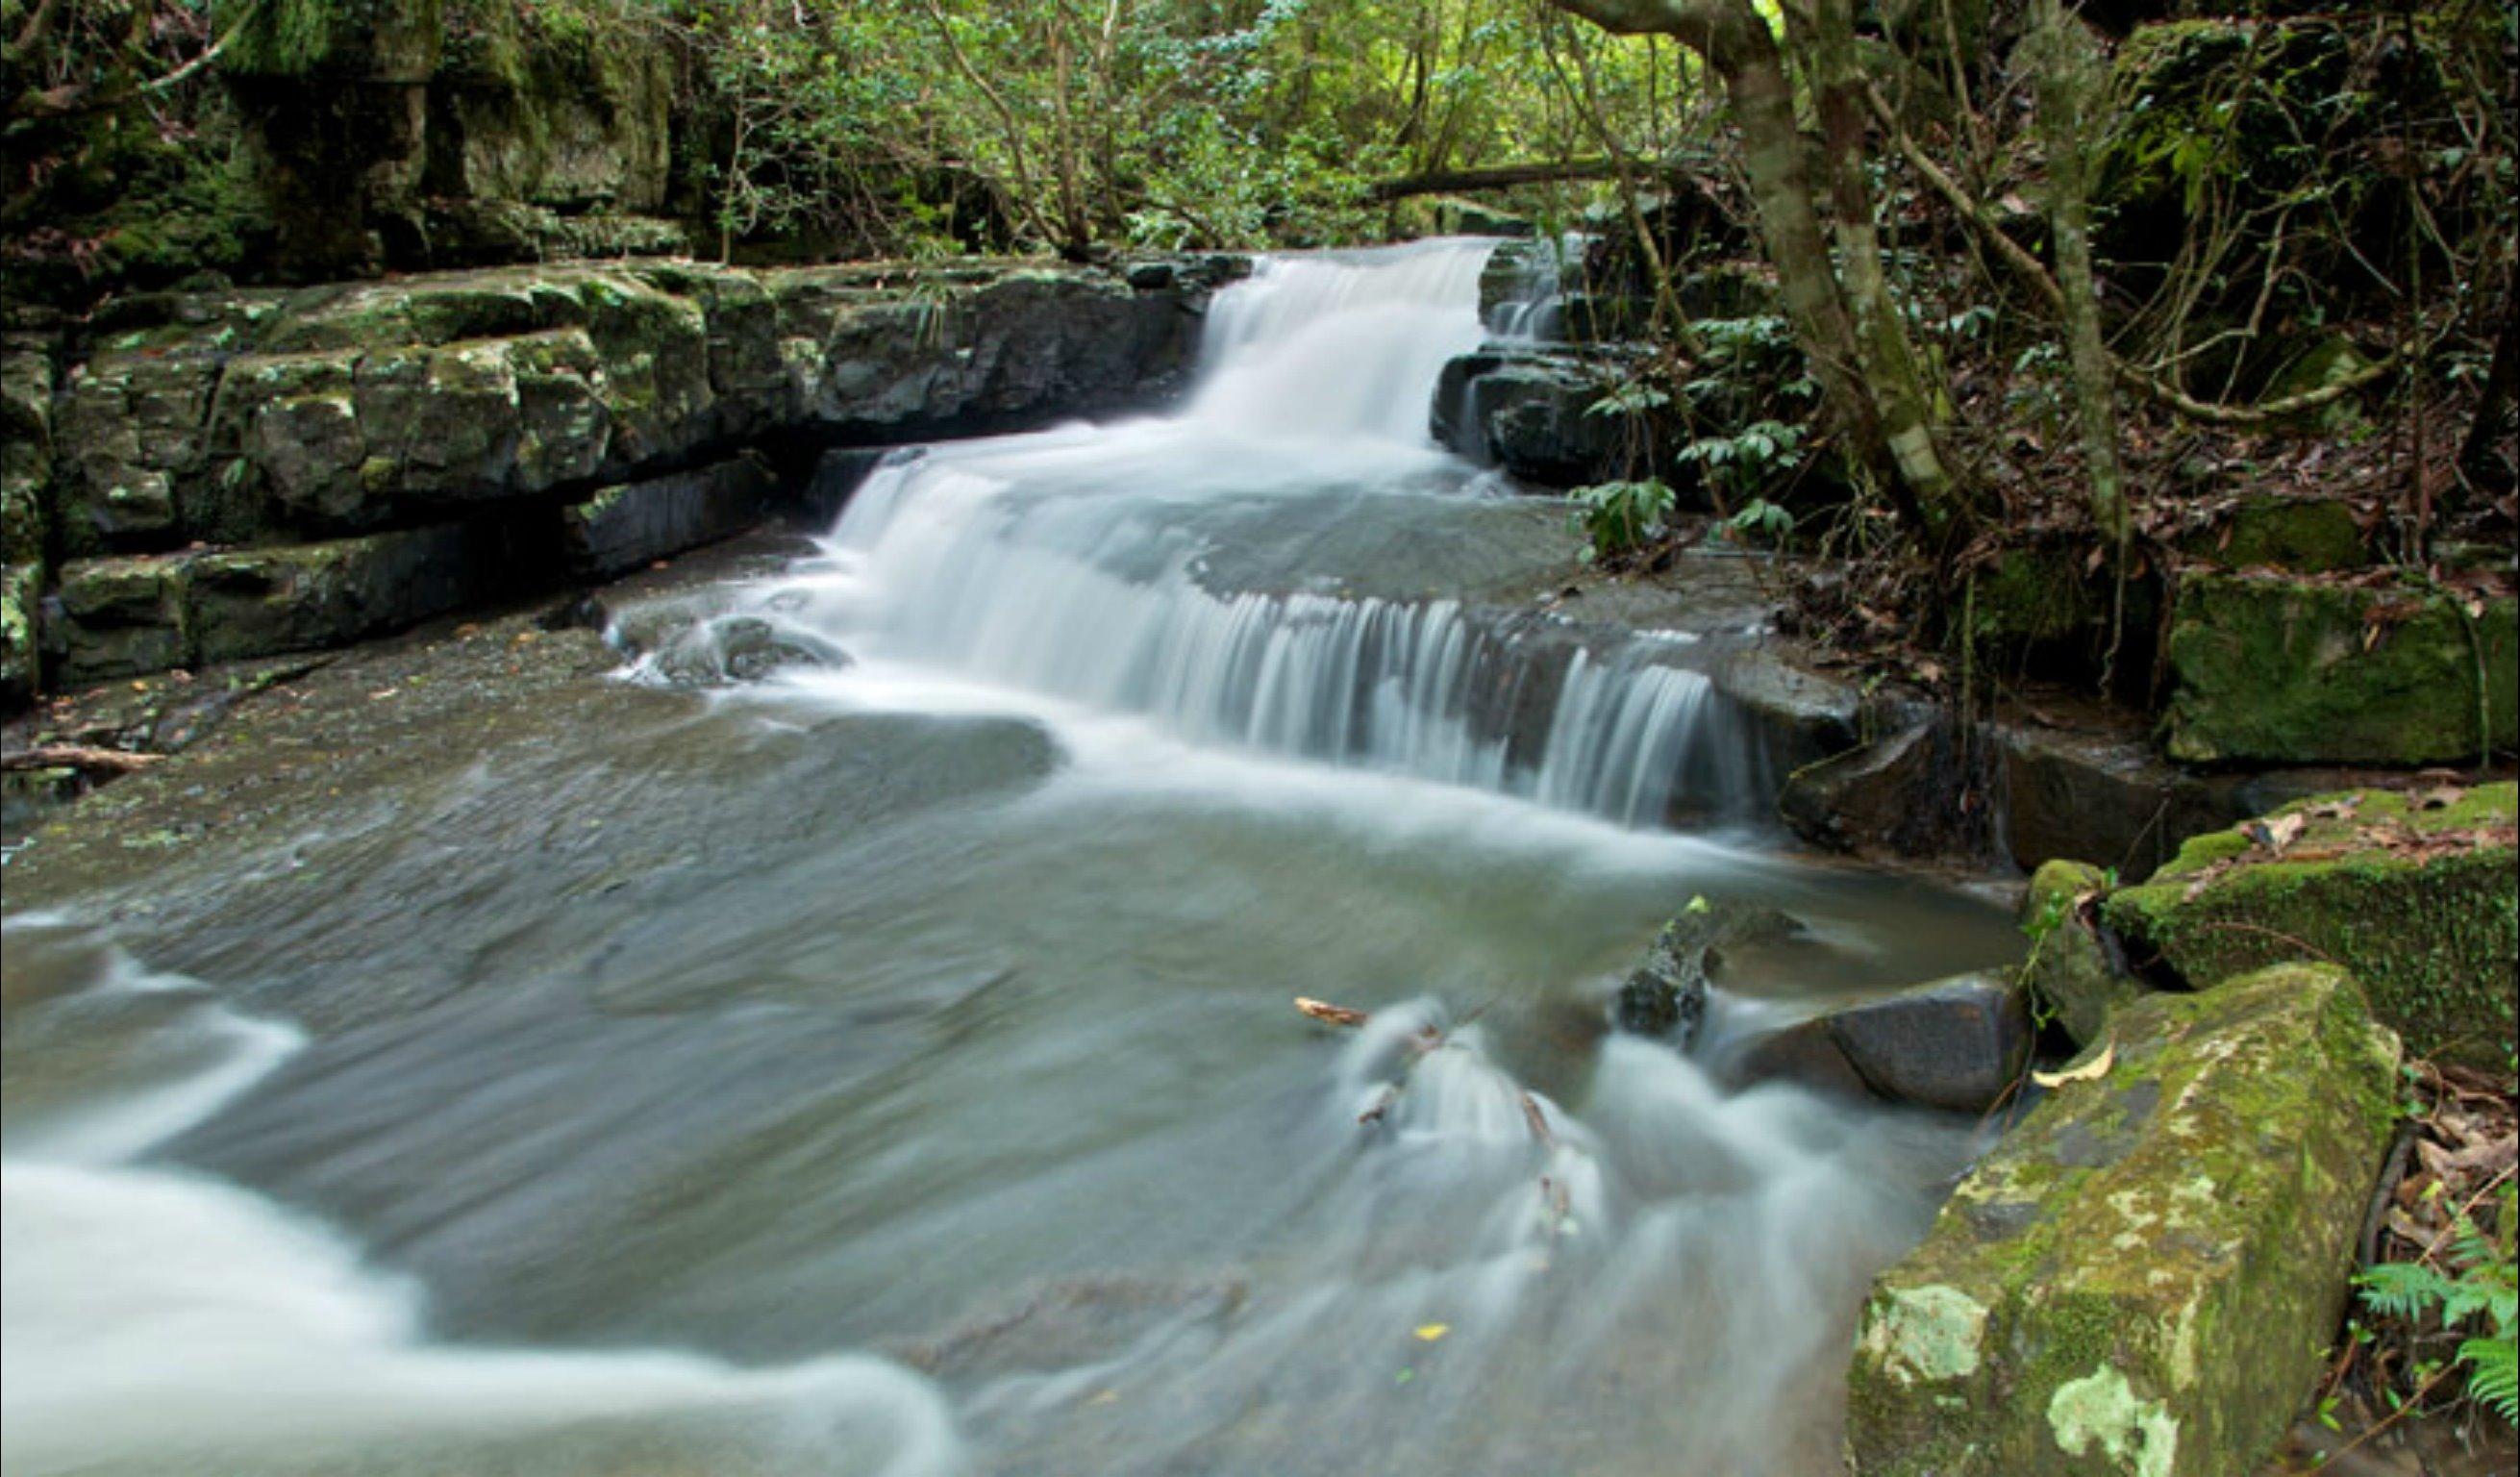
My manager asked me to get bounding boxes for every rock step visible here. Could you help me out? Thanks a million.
[41,451,797,685]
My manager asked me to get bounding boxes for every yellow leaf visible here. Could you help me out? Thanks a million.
[2033,1042,2114,1089]
[1413,1323,1451,1342]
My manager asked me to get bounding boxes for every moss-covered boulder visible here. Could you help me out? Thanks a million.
[1846,964,2400,1477]
[2020,860,2148,1048]
[2102,784,2518,1071]
[2164,573,2518,765]
[2175,495,2369,574]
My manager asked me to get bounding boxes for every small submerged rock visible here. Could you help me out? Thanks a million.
[647,615,847,688]
[1611,896,1801,1040]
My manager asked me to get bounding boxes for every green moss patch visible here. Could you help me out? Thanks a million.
[2102,784,2518,1072]
[2164,573,2518,765]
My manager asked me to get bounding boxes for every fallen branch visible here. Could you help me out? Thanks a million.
[0,743,161,774]
[1369,157,1633,201]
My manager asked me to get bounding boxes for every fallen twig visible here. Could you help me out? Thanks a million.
[0,744,161,774]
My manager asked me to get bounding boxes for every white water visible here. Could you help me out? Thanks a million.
[652,238,1768,829]
[0,926,961,1477]
[952,997,1964,1474]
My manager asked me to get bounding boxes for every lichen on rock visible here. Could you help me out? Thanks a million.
[1845,964,2401,1476]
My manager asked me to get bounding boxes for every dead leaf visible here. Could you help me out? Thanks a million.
[1295,997,1369,1028]
[1413,1323,1451,1342]
[2243,812,2308,855]
[2033,1042,2115,1089]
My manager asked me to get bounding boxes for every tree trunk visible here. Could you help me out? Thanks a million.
[1807,0,1963,536]
[2030,2,2129,547]
[1536,0,1963,537]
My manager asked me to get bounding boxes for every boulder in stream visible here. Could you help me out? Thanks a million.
[1737,971,2032,1114]
[1845,963,2400,1477]
[2101,783,2518,1072]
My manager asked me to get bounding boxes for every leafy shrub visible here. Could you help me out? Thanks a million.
[1570,478,1675,560]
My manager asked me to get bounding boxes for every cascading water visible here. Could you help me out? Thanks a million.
[4,239,2028,1477]
[672,239,1767,828]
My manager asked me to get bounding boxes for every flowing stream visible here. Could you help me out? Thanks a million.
[2,240,2020,1476]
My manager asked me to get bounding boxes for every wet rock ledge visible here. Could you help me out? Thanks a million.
[0,255,1245,704]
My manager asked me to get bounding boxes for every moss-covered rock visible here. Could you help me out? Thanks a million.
[2164,573,2518,765]
[2020,859,2149,1048]
[2101,784,2518,1071]
[1846,964,2400,1477]
[1,338,54,707]
[22,256,1225,689]
[2175,496,2369,574]
[52,556,191,685]
[185,526,503,665]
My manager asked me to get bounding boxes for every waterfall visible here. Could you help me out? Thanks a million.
[700,239,1767,829]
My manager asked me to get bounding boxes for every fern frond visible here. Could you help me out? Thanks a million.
[2458,1334,2518,1425]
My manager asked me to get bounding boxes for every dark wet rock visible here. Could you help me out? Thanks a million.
[1776,714,1955,858]
[1739,971,2033,1114]
[2101,783,2518,1071]
[1995,714,2248,882]
[1433,346,1634,488]
[1708,645,1862,780]
[2018,860,2148,1049]
[2164,573,2517,765]
[185,526,504,666]
[561,456,779,579]
[48,526,503,684]
[800,446,892,520]
[1846,964,2400,1477]
[1614,896,1802,1039]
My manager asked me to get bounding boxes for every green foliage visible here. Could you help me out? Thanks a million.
[1677,418,1803,506]
[1569,477,1674,560]
[2356,1185,2519,1425]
